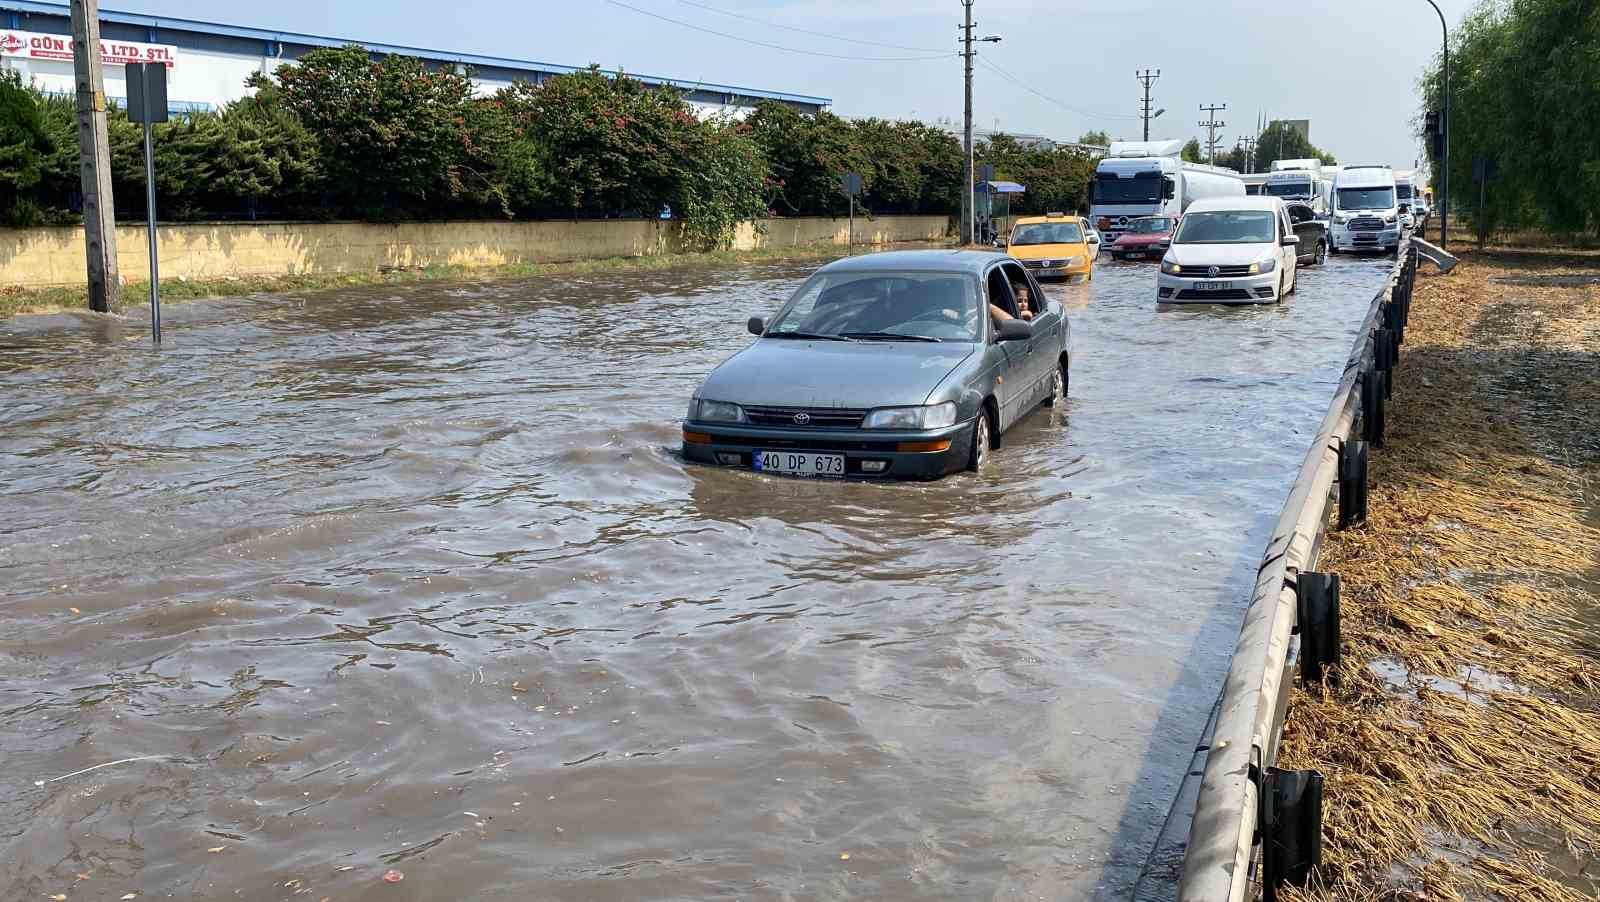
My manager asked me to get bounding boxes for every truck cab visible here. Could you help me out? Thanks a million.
[1330,165,1401,255]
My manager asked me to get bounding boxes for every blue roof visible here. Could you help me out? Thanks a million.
[0,1,832,107]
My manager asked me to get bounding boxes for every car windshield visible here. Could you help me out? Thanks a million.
[1011,222,1083,245]
[1128,218,1171,234]
[766,271,981,342]
[1264,181,1313,198]
[1174,210,1278,244]
[1093,172,1163,203]
[1336,187,1396,211]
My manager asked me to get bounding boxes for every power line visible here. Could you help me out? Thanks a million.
[977,57,1141,122]
[604,1,955,62]
[668,0,947,54]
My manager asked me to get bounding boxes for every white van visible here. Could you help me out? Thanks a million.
[1157,196,1301,304]
[1330,166,1401,255]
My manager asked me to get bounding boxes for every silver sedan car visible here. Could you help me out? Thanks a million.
[682,250,1070,479]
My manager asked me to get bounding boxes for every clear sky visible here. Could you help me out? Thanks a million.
[107,0,1477,170]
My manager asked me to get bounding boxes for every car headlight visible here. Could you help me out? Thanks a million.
[862,401,958,430]
[694,399,746,423]
[1248,256,1277,275]
[1160,258,1183,274]
[1065,255,1085,267]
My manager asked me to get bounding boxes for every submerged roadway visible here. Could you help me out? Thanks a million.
[0,252,1392,900]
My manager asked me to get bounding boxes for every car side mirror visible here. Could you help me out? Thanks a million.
[1281,235,1300,246]
[747,316,765,336]
[996,319,1032,342]
[994,238,1007,248]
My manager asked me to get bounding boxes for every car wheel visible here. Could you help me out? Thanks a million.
[968,411,991,472]
[1277,274,1286,303]
[1288,269,1298,294]
[1316,240,1328,265]
[1043,361,1066,408]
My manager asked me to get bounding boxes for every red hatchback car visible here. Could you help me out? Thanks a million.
[1109,215,1177,260]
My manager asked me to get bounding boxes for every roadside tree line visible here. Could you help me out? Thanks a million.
[0,47,1099,248]
[1423,0,1598,236]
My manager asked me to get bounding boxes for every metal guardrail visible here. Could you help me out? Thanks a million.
[1176,238,1423,901]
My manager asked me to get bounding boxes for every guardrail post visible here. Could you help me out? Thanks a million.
[1361,368,1387,447]
[1296,571,1342,685]
[1259,767,1326,900]
[1337,439,1369,529]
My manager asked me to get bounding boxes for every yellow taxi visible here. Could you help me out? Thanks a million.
[1002,212,1095,281]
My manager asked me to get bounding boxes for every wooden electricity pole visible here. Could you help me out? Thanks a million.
[70,0,120,312]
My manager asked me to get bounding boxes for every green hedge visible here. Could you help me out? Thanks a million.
[1,49,1100,247]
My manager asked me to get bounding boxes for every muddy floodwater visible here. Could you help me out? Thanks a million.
[1,253,1391,901]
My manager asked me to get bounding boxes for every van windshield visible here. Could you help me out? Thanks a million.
[1396,185,1414,199]
[1337,187,1396,211]
[1174,211,1277,244]
[1093,173,1163,204]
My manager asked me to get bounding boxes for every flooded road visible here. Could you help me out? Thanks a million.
[1,252,1391,901]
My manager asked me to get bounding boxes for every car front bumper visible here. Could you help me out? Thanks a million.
[1332,227,1401,251]
[681,420,975,479]
[1019,260,1092,280]
[1155,271,1281,304]
[1109,243,1168,258]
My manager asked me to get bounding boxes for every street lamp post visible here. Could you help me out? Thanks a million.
[1423,0,1449,247]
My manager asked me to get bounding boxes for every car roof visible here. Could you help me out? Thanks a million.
[1184,196,1285,214]
[1013,213,1083,224]
[818,249,1010,275]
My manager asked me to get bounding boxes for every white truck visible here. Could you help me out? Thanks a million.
[1089,140,1245,246]
[1270,158,1324,176]
[1330,165,1401,255]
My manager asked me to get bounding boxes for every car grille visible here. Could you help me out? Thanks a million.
[1172,264,1254,278]
[743,405,867,429]
[1349,217,1384,231]
[1022,259,1059,269]
[1174,288,1254,301]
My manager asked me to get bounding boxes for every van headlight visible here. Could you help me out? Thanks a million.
[862,402,958,430]
[693,399,746,423]
[1333,214,1349,225]
[1160,258,1183,274]
[1249,256,1277,275]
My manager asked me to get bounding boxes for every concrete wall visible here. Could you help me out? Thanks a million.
[0,215,951,289]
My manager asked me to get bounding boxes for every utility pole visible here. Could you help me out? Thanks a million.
[1136,69,1160,142]
[957,2,1000,246]
[1198,103,1226,165]
[70,0,120,313]
[1240,135,1258,173]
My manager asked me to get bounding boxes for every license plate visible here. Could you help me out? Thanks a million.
[1195,281,1232,291]
[755,450,845,477]
[1355,234,1376,242]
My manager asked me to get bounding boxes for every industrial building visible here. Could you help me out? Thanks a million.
[0,0,830,117]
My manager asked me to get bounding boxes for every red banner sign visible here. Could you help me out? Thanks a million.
[0,30,178,67]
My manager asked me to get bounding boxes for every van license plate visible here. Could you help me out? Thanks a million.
[755,450,846,477]
[1196,281,1231,291]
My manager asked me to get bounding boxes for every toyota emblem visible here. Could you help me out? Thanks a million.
[792,412,811,425]
[1207,265,1220,278]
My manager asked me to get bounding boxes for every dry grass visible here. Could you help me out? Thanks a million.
[1276,247,1600,900]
